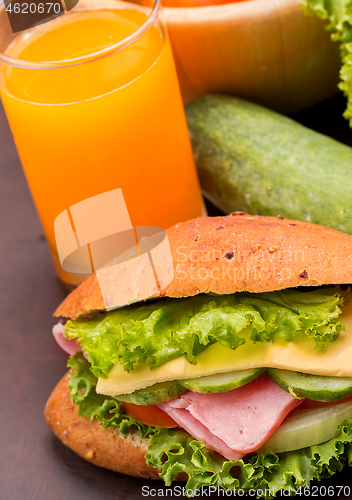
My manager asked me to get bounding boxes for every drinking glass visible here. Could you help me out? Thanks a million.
[0,0,204,287]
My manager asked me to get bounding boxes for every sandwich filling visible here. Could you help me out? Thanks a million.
[64,286,347,377]
[56,285,352,497]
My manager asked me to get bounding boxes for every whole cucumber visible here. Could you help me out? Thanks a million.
[186,95,352,233]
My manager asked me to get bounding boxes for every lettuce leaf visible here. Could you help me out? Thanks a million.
[146,423,352,497]
[302,0,352,125]
[67,352,155,438]
[68,353,352,499]
[65,287,346,377]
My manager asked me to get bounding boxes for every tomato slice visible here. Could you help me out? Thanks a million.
[122,401,179,428]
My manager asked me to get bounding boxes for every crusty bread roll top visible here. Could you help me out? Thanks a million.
[55,213,352,320]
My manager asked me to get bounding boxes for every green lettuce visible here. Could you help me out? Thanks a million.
[302,0,352,125]
[146,423,352,498]
[67,352,154,438]
[65,287,347,378]
[68,353,352,499]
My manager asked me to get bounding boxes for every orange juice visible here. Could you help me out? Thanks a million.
[0,4,204,285]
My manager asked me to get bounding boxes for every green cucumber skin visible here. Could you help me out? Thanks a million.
[180,368,265,393]
[115,382,188,406]
[268,369,352,402]
[186,95,352,233]
[115,369,265,403]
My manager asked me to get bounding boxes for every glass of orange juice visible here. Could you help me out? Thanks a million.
[0,0,204,287]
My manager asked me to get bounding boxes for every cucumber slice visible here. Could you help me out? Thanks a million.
[114,381,187,405]
[114,368,265,403]
[268,369,352,402]
[259,400,352,453]
[179,368,265,393]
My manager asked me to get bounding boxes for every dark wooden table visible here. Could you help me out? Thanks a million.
[2,94,352,500]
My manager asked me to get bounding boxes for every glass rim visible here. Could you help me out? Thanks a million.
[0,0,161,69]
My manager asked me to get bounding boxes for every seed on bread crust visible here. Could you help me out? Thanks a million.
[54,214,352,320]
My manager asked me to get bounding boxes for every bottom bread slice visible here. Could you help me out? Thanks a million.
[44,372,164,480]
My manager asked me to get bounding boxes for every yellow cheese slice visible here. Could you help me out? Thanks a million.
[96,296,352,397]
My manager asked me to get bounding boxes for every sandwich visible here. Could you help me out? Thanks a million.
[45,213,352,496]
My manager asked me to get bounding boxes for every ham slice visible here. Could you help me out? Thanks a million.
[157,403,243,461]
[158,373,302,459]
[52,322,83,356]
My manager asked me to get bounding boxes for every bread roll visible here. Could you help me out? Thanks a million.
[44,373,165,479]
[55,213,352,320]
